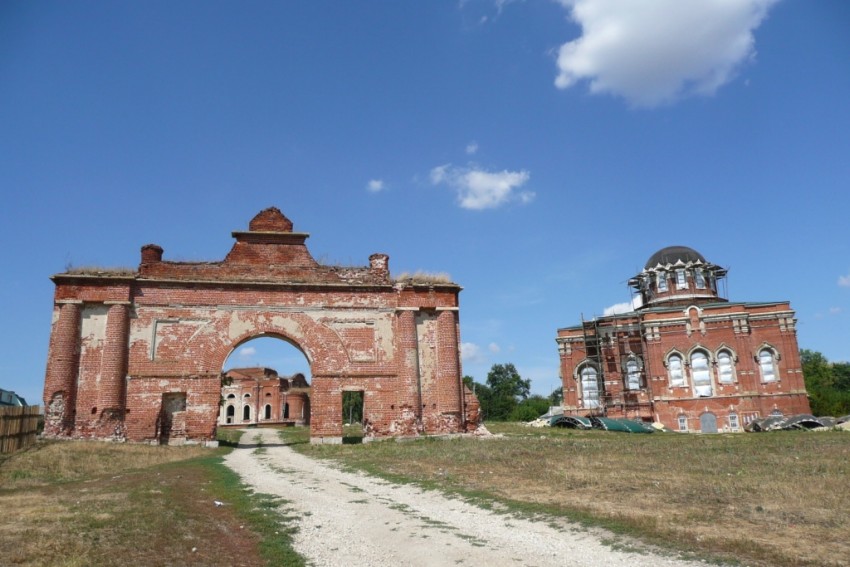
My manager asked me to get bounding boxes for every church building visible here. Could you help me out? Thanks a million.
[556,246,811,433]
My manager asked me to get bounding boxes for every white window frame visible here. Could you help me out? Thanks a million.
[579,365,600,409]
[678,415,688,432]
[657,272,668,292]
[676,269,687,289]
[759,348,778,382]
[690,350,712,397]
[667,354,685,387]
[728,413,740,431]
[695,269,706,289]
[716,349,735,384]
[625,358,641,390]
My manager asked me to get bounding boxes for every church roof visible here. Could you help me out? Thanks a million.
[644,246,706,269]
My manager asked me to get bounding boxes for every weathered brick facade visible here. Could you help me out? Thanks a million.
[43,208,478,444]
[219,367,310,427]
[556,246,811,433]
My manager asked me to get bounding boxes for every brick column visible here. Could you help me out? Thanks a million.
[436,308,462,416]
[396,308,423,432]
[98,302,130,430]
[43,301,82,436]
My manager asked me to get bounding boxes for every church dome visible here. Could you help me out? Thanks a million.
[644,246,706,269]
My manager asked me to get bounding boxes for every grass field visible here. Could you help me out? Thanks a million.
[3,425,847,567]
[0,434,304,567]
[284,423,850,567]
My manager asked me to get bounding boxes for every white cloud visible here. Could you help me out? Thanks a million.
[488,342,501,354]
[829,307,842,315]
[466,141,479,155]
[554,0,778,107]
[461,342,484,362]
[238,346,256,358]
[839,273,850,288]
[430,163,533,210]
[602,295,643,316]
[367,179,385,193]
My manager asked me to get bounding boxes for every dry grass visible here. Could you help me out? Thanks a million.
[0,438,301,566]
[288,424,850,567]
[393,271,454,284]
[0,440,209,489]
[62,266,136,277]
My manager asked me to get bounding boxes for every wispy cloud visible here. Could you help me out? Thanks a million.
[465,141,479,155]
[367,179,385,193]
[461,342,484,363]
[430,163,534,210]
[488,342,501,354]
[238,346,256,358]
[839,273,850,288]
[554,0,779,107]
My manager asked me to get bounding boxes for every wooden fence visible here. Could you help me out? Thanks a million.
[0,406,41,454]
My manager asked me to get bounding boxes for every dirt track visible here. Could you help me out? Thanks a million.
[224,428,705,567]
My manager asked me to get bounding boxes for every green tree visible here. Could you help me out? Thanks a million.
[549,386,563,406]
[342,391,363,424]
[801,349,850,417]
[484,363,531,421]
[509,395,551,421]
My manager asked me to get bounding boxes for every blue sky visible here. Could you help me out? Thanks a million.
[2,0,848,405]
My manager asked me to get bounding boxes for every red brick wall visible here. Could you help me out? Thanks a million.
[557,300,811,432]
[42,209,475,444]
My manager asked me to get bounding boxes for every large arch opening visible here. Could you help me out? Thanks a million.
[219,336,312,429]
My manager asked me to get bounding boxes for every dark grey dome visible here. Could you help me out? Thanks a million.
[644,246,706,269]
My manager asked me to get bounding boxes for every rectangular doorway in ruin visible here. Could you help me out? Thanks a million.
[158,392,187,445]
[342,390,364,444]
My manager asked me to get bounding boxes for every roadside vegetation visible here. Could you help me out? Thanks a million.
[283,423,850,567]
[0,432,304,567]
[802,349,850,416]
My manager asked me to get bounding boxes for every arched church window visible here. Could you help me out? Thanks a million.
[667,354,684,387]
[717,350,735,384]
[625,358,641,390]
[691,350,712,397]
[759,348,778,382]
[579,365,600,409]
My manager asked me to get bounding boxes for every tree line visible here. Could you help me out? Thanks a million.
[801,350,850,417]
[464,363,561,422]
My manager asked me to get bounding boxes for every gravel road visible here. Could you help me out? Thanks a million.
[224,428,706,567]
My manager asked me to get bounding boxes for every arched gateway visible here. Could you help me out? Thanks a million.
[42,208,480,444]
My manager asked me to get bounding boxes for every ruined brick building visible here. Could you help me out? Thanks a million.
[219,367,310,427]
[556,246,811,433]
[43,207,479,444]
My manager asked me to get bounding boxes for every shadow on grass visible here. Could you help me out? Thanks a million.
[342,436,364,445]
